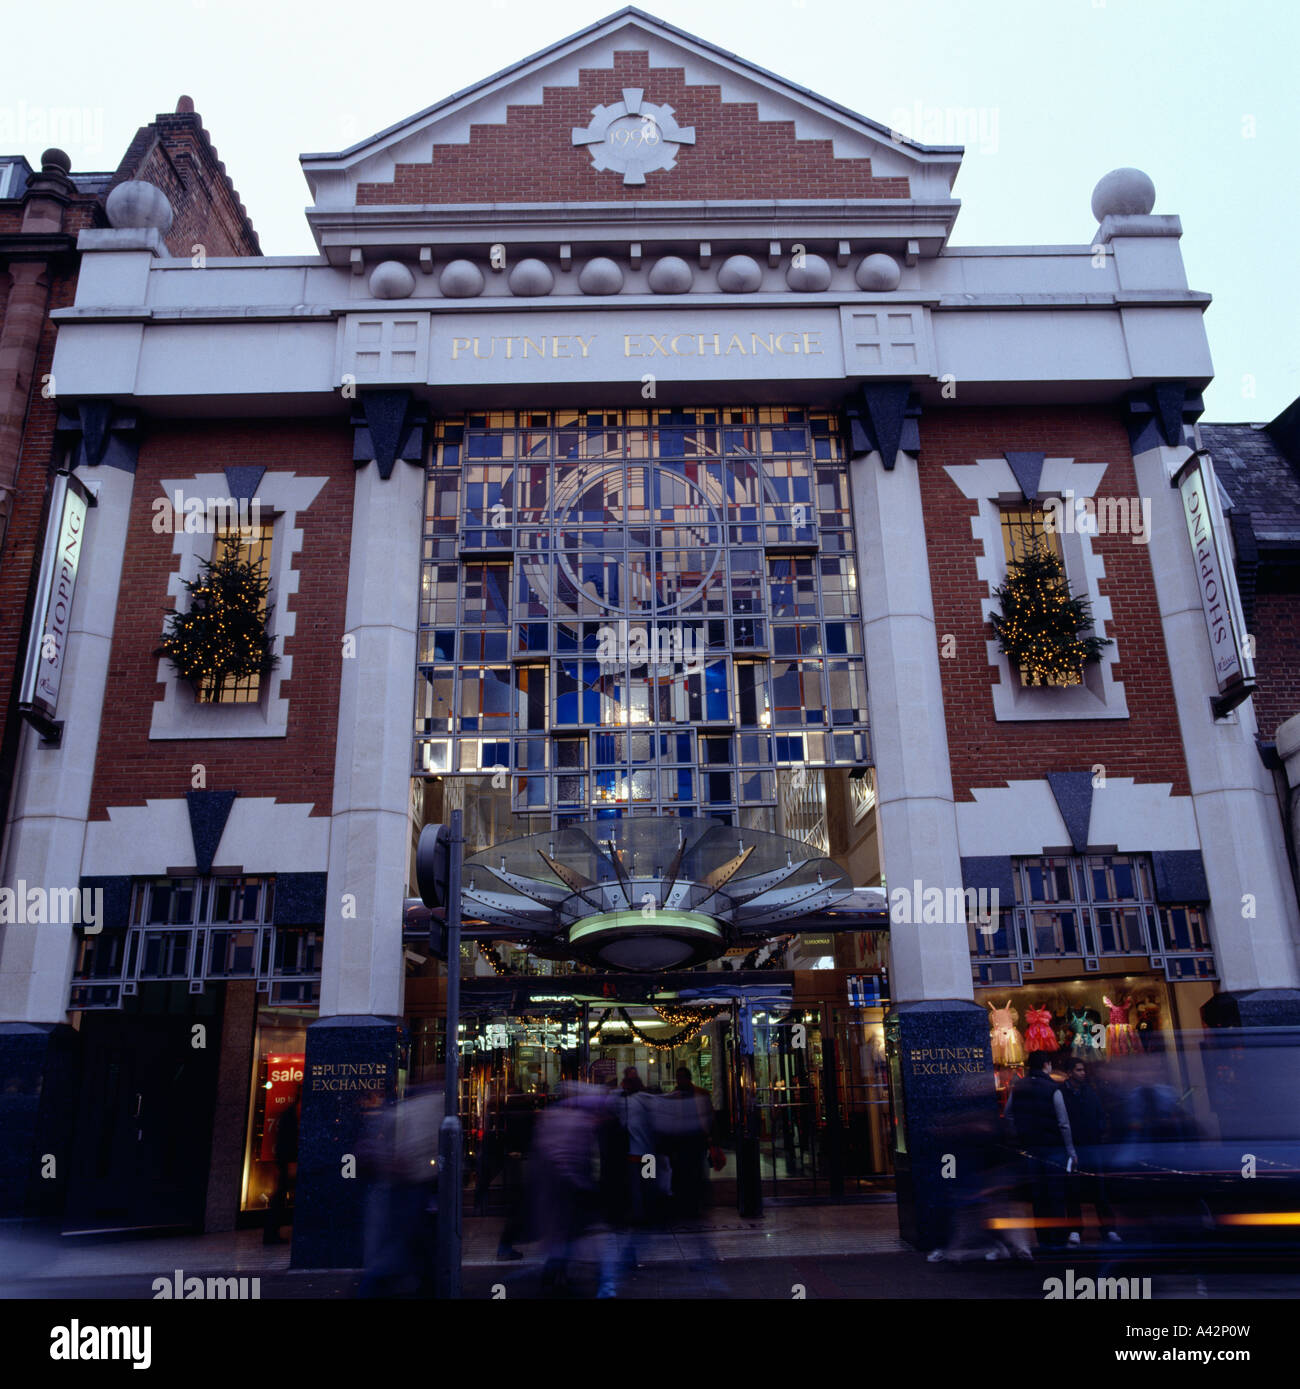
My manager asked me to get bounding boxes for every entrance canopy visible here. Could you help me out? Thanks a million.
[449,816,854,971]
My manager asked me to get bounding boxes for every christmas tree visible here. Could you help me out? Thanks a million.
[989,545,1111,687]
[158,546,277,700]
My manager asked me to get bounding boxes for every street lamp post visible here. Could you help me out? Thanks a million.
[418,812,464,1299]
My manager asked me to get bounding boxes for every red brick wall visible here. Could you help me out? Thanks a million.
[0,202,98,764]
[1251,591,1300,740]
[116,114,260,258]
[87,419,355,820]
[356,49,909,205]
[918,405,1193,800]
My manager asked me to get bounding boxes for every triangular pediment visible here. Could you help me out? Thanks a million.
[302,8,962,212]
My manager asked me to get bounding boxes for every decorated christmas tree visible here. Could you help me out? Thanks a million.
[989,545,1111,687]
[158,546,278,700]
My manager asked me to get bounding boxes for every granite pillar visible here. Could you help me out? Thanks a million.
[0,1021,81,1227]
[290,1015,403,1270]
[1201,989,1300,1028]
[886,1000,995,1251]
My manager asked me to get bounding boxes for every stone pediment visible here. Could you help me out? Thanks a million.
[301,8,962,216]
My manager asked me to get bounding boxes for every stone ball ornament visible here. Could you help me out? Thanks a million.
[785,252,831,292]
[1091,167,1156,222]
[508,258,555,297]
[856,252,902,291]
[716,254,763,293]
[578,256,625,295]
[105,180,174,234]
[439,258,485,298]
[368,260,416,300]
[647,255,694,294]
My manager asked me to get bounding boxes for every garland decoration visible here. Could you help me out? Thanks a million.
[618,1006,711,1050]
[989,545,1111,688]
[157,546,277,701]
[478,942,515,976]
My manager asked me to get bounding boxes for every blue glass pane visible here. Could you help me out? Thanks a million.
[705,661,729,720]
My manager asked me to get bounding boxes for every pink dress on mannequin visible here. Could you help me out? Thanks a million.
[1023,1005,1057,1052]
[1103,994,1141,1055]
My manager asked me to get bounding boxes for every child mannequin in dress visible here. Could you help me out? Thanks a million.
[1103,994,1141,1055]
[987,1001,1025,1066]
[1023,1003,1057,1052]
[1069,1008,1101,1059]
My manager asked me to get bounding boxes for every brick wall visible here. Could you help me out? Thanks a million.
[87,419,355,820]
[113,111,260,257]
[917,405,1193,800]
[0,201,98,764]
[1251,591,1300,740]
[356,49,909,205]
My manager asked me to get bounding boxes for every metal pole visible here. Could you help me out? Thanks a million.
[436,808,464,1298]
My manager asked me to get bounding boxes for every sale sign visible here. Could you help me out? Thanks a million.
[260,1053,305,1160]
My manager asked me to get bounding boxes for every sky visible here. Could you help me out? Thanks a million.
[4,0,1297,422]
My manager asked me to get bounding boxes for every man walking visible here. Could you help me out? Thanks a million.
[1062,1059,1119,1245]
[1005,1051,1077,1252]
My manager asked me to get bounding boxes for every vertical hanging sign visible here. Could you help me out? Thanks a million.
[1176,452,1255,714]
[19,472,94,732]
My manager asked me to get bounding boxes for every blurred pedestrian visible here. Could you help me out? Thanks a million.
[495,1083,536,1261]
[359,1085,443,1298]
[1062,1059,1118,1245]
[531,1079,614,1296]
[263,1089,300,1246]
[1005,1051,1077,1252]
[663,1066,712,1220]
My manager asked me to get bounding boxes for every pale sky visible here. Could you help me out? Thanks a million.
[4,0,1297,421]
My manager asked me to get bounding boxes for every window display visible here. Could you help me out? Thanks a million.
[977,975,1175,1105]
[241,1007,313,1213]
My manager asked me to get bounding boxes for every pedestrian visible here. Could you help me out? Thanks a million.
[1061,1059,1119,1246]
[495,1083,537,1261]
[263,1089,299,1246]
[531,1078,613,1296]
[1005,1051,1077,1252]
[663,1066,712,1220]
[358,1085,442,1298]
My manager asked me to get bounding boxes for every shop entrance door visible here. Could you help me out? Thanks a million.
[740,1006,894,1200]
[63,985,222,1233]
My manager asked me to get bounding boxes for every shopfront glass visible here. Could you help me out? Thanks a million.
[240,1006,314,1213]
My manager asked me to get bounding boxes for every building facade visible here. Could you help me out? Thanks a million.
[2,9,1298,1258]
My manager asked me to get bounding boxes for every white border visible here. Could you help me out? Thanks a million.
[942,456,1128,721]
[148,471,328,740]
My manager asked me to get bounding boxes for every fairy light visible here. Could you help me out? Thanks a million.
[989,544,1111,688]
[158,545,276,701]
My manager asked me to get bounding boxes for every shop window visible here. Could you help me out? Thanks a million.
[241,1008,314,1215]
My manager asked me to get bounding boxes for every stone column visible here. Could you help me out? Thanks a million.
[1130,438,1300,1024]
[0,453,136,1220]
[292,447,424,1269]
[850,439,991,1249]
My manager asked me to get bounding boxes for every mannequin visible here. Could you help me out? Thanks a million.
[1068,1008,1101,1059]
[987,1001,1025,1066]
[1023,1003,1057,1052]
[1103,994,1141,1055]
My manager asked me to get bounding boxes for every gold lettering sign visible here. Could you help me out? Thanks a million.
[445,330,827,362]
[310,1061,390,1093]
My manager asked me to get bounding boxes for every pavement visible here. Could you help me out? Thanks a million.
[2,1201,1298,1300]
